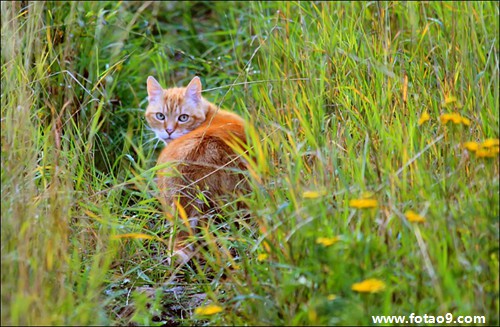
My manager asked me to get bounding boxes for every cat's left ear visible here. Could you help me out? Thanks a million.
[185,76,202,105]
[147,76,163,103]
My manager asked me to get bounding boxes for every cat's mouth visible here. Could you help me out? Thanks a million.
[161,131,188,143]
[161,136,176,143]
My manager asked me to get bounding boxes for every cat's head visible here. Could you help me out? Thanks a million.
[145,76,209,143]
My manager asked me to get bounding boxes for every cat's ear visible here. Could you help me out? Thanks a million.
[185,76,202,105]
[147,76,163,103]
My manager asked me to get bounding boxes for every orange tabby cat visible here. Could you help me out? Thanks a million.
[145,76,247,262]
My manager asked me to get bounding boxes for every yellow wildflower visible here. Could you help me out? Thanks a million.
[441,95,457,106]
[449,114,462,124]
[327,294,337,301]
[475,149,490,158]
[418,111,430,126]
[475,147,499,158]
[349,198,378,209]
[463,140,500,158]
[405,210,426,223]
[303,190,328,198]
[482,138,500,148]
[194,304,224,316]
[440,113,470,126]
[440,113,459,124]
[316,236,340,247]
[461,116,471,126]
[439,113,450,124]
[257,253,268,262]
[463,142,479,152]
[352,278,386,293]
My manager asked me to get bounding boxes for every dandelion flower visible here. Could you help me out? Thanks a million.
[461,116,471,126]
[463,142,479,152]
[349,198,378,209]
[463,140,499,158]
[418,111,430,126]
[439,113,459,124]
[449,114,462,124]
[405,210,426,223]
[475,147,499,158]
[482,138,500,148]
[439,114,448,124]
[303,190,328,198]
[327,294,337,301]
[441,95,457,106]
[257,253,268,262]
[194,304,223,316]
[352,278,386,293]
[316,236,340,247]
[440,113,470,126]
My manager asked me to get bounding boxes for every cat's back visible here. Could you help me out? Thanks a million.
[158,109,246,163]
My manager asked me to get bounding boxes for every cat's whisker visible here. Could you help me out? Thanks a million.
[144,136,162,146]
[142,137,155,145]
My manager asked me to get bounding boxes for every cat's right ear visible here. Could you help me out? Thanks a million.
[147,76,163,103]
[185,76,202,105]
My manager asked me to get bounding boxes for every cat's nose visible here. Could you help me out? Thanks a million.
[166,128,174,135]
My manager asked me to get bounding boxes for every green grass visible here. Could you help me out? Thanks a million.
[1,1,498,326]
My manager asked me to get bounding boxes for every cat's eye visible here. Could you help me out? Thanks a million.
[178,114,189,122]
[156,113,165,120]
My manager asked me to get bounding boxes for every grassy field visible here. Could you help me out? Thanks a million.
[1,1,499,326]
